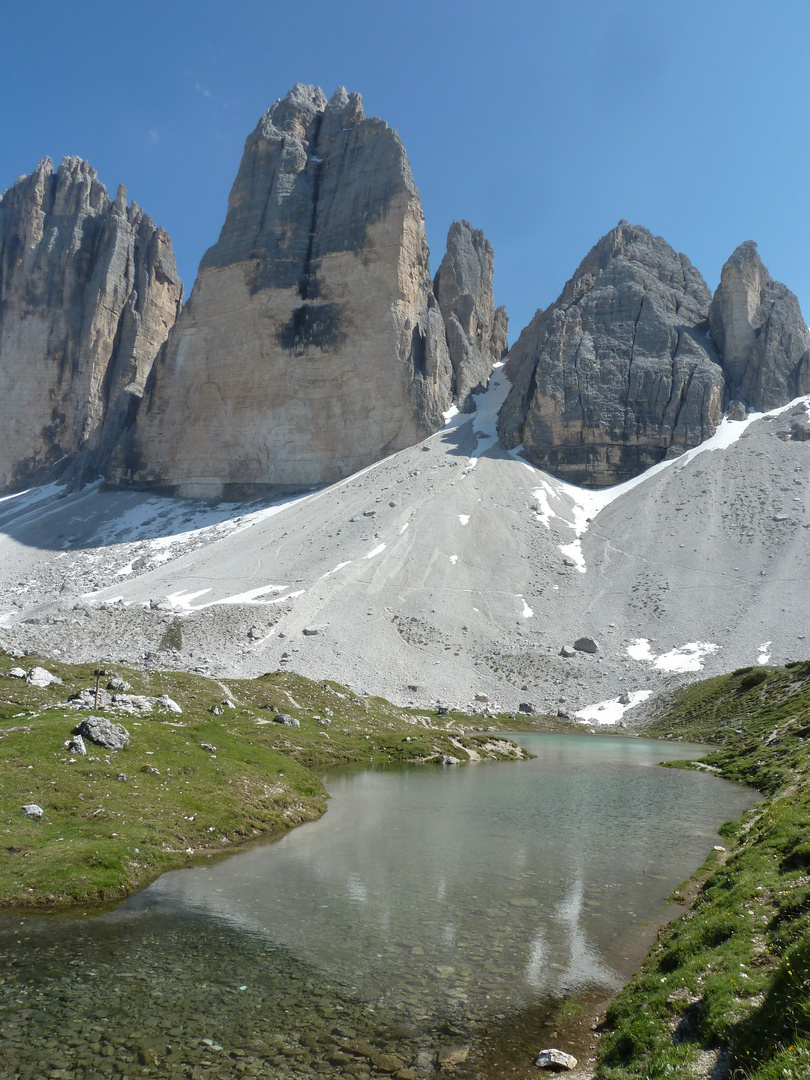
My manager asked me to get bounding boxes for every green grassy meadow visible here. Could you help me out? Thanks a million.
[597,661,810,1079]
[0,651,526,912]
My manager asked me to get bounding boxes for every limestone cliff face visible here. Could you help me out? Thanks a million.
[434,220,508,411]
[0,157,182,493]
[498,222,725,487]
[110,85,452,498]
[709,241,810,411]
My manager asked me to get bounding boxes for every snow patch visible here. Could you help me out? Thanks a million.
[319,561,352,581]
[163,589,213,610]
[467,363,511,463]
[524,395,810,573]
[458,514,470,526]
[364,543,387,560]
[627,638,656,662]
[517,595,533,618]
[756,641,772,665]
[213,584,292,606]
[399,522,409,534]
[449,555,458,565]
[628,638,719,673]
[575,690,653,725]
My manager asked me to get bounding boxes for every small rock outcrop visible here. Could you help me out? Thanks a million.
[75,715,130,750]
[0,157,182,493]
[498,222,725,487]
[434,220,508,410]
[109,85,452,498]
[26,666,62,687]
[709,241,810,411]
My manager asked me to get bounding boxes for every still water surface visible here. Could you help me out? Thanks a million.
[0,734,756,1078]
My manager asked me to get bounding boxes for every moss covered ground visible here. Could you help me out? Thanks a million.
[596,661,810,1079]
[0,650,526,913]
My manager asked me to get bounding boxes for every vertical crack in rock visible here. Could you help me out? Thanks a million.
[298,111,325,302]
[107,84,452,499]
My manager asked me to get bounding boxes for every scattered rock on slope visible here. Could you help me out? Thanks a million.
[709,240,810,411]
[434,219,508,411]
[108,84,452,499]
[498,221,725,487]
[0,157,182,494]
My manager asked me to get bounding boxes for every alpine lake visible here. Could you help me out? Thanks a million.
[0,733,757,1079]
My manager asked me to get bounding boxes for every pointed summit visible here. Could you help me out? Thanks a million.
[498,223,724,487]
[109,86,451,498]
[0,157,182,493]
[709,242,810,410]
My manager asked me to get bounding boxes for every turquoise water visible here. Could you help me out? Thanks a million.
[0,734,756,1078]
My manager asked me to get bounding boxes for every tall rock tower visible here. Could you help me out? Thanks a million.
[0,157,182,493]
[434,220,508,411]
[109,85,453,498]
[709,241,810,411]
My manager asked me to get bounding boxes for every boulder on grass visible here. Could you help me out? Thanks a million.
[76,715,130,750]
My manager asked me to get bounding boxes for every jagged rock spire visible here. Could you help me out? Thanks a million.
[109,85,452,498]
[0,157,182,493]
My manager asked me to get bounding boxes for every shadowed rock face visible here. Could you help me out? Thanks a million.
[109,84,452,499]
[0,157,182,493]
[498,222,725,487]
[434,220,508,411]
[709,241,810,411]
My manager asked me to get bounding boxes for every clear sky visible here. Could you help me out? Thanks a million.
[3,0,810,339]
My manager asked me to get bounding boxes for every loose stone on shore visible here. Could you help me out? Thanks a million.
[535,1047,578,1070]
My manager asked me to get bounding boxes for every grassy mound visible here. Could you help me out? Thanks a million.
[597,662,810,1079]
[0,651,525,911]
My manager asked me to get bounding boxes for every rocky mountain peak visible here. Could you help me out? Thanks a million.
[498,222,724,487]
[109,86,452,499]
[0,156,183,493]
[709,241,810,410]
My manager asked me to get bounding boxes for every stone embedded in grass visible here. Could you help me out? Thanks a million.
[22,804,44,819]
[275,713,300,728]
[68,688,112,709]
[26,666,62,687]
[155,694,182,713]
[200,742,217,753]
[7,667,26,679]
[106,676,132,692]
[65,733,86,755]
[75,716,130,750]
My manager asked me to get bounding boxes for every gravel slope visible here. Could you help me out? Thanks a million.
[1,376,807,725]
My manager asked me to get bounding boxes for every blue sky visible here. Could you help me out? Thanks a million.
[3,0,810,338]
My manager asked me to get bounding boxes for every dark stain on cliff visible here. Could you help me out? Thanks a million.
[278,302,346,354]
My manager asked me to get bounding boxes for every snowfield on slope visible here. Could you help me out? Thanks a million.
[0,373,807,716]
